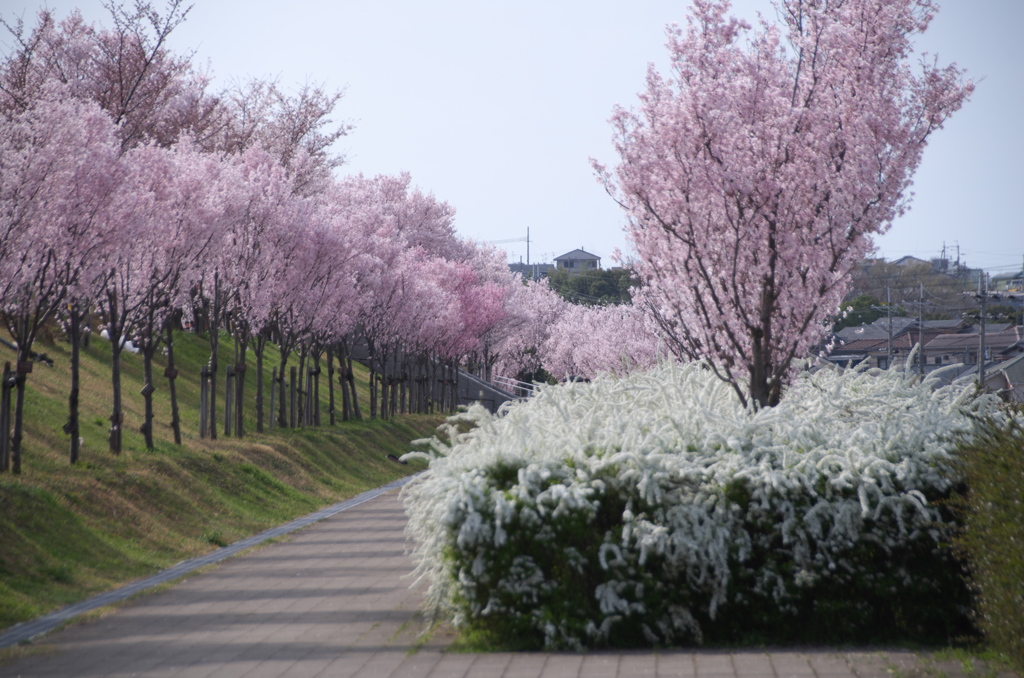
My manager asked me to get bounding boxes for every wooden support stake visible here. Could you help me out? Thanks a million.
[224,365,235,437]
[199,365,209,439]
[269,366,277,429]
[0,362,11,472]
[289,366,297,429]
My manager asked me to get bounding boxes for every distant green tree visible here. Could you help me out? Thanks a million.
[546,268,637,306]
[847,260,972,321]
[832,295,885,332]
[984,304,1022,323]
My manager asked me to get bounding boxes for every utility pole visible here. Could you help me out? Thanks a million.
[918,282,925,375]
[977,272,988,389]
[887,287,893,368]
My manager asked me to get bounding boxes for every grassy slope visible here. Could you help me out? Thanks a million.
[0,329,438,631]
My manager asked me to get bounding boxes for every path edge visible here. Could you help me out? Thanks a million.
[0,472,422,650]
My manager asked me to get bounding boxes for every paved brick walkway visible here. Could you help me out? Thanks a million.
[1,489,1018,678]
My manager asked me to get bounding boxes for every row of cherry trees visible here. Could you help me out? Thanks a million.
[7,0,959,475]
[0,3,572,474]
[482,271,664,384]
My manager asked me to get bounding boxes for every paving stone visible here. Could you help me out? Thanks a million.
[807,652,856,677]
[502,654,552,678]
[578,653,621,678]
[464,652,513,678]
[694,652,736,677]
[385,650,444,678]
[655,652,696,678]
[617,652,658,678]
[1,488,1020,678]
[730,650,771,677]
[421,652,476,678]
[843,651,896,678]
[539,653,585,678]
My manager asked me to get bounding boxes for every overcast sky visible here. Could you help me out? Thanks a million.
[4,0,1022,275]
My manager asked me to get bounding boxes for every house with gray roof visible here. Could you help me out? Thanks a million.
[554,249,600,275]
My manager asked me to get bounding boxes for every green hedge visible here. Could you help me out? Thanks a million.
[955,415,1024,671]
[404,363,1002,649]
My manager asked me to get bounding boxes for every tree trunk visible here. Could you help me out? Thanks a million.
[392,376,399,417]
[368,357,378,420]
[277,349,291,428]
[327,346,336,425]
[67,309,82,464]
[380,360,390,421]
[345,346,361,420]
[108,290,124,455]
[11,367,27,474]
[452,362,461,412]
[399,354,408,415]
[254,335,266,433]
[1,362,12,472]
[313,351,321,427]
[439,363,446,413]
[207,349,218,440]
[141,345,157,450]
[205,272,221,440]
[109,341,124,454]
[234,352,247,438]
[297,349,307,428]
[166,323,182,445]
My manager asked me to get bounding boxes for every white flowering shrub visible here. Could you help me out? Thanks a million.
[402,361,1006,649]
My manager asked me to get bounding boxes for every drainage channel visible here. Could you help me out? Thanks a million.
[0,474,420,649]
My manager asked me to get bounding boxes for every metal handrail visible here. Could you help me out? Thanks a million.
[492,375,537,397]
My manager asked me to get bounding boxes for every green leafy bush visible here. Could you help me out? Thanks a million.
[955,416,1024,671]
[403,361,1012,649]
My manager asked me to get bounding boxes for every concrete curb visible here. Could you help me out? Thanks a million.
[0,473,420,650]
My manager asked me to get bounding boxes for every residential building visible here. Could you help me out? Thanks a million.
[924,327,1024,367]
[509,262,554,278]
[554,249,600,274]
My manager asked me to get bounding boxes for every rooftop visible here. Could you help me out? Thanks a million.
[554,248,601,261]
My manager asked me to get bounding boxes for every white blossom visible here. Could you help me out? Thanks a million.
[402,360,1010,647]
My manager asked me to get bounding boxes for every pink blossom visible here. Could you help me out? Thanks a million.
[600,0,972,407]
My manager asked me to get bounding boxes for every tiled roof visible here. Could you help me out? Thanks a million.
[554,249,600,261]
[922,319,967,330]
[836,325,889,342]
[962,323,1012,334]
[832,338,887,352]
[926,328,1023,352]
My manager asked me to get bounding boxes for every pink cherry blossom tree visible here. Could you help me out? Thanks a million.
[217,78,351,197]
[541,300,662,381]
[2,1,229,454]
[212,148,311,436]
[0,89,122,472]
[204,75,350,434]
[459,246,516,383]
[598,0,973,407]
[492,278,567,382]
[130,143,224,449]
[0,3,221,151]
[98,141,222,453]
[338,173,466,418]
[308,180,379,424]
